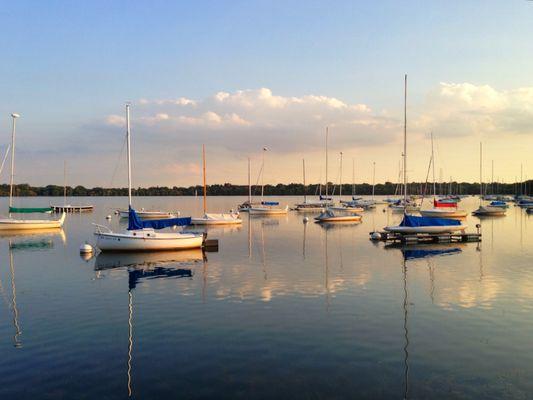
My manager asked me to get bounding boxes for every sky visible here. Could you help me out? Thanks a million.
[1,0,533,187]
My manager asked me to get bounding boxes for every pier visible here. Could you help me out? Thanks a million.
[52,205,94,213]
[369,231,482,244]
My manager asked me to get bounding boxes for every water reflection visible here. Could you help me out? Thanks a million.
[93,251,198,398]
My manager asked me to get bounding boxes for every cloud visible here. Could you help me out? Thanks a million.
[417,82,533,138]
[101,88,400,155]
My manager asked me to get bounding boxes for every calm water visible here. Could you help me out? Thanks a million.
[0,196,532,399]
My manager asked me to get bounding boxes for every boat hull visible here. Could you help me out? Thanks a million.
[249,206,289,215]
[117,210,177,219]
[384,224,467,234]
[95,230,203,251]
[0,213,66,231]
[315,215,362,222]
[419,209,467,218]
[190,213,242,225]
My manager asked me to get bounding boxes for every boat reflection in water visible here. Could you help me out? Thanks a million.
[93,249,202,398]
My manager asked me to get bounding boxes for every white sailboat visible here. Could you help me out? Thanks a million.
[94,104,203,251]
[249,147,288,215]
[420,133,467,219]
[316,152,363,223]
[191,145,241,225]
[472,142,506,217]
[294,159,326,212]
[237,158,261,211]
[0,113,66,231]
[385,75,467,234]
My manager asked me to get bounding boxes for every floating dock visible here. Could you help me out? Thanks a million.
[370,231,481,244]
[52,205,94,213]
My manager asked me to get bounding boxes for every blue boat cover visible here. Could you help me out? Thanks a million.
[320,195,332,200]
[128,207,191,230]
[400,214,461,227]
[261,201,279,206]
[403,248,461,260]
[490,201,506,206]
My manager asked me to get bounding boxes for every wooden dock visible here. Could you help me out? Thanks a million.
[52,205,94,213]
[370,231,481,244]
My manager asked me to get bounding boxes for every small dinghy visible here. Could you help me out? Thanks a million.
[472,206,506,216]
[191,212,242,225]
[314,209,362,223]
[384,214,467,234]
[419,208,467,218]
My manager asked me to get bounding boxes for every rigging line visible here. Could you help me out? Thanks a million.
[0,144,11,177]
[109,134,128,188]
[419,153,433,207]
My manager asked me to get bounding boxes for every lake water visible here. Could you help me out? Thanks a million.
[0,196,532,399]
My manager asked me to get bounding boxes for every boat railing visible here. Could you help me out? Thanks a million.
[92,223,113,234]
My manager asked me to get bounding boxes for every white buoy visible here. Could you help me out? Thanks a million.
[80,243,93,254]
[106,215,112,220]
[370,232,382,241]
[303,216,309,223]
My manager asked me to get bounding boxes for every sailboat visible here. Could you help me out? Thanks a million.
[328,152,364,214]
[51,161,94,213]
[191,145,241,225]
[385,75,467,234]
[420,133,467,219]
[248,147,288,215]
[237,158,261,211]
[94,104,203,251]
[315,152,363,223]
[0,113,66,231]
[472,143,506,217]
[294,159,326,212]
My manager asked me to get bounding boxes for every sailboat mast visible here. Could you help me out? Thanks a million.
[302,158,306,203]
[248,157,251,204]
[352,158,355,197]
[479,142,483,205]
[9,113,19,209]
[202,144,207,214]
[403,74,408,207]
[126,104,132,207]
[261,147,266,202]
[63,160,67,206]
[325,127,329,198]
[431,132,436,198]
[339,152,343,201]
[372,161,376,200]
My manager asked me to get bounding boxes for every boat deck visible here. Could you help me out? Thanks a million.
[370,231,482,244]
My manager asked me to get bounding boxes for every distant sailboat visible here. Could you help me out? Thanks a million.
[0,113,65,231]
[472,142,506,217]
[294,158,326,212]
[420,133,467,219]
[249,147,288,215]
[191,145,242,225]
[94,104,203,251]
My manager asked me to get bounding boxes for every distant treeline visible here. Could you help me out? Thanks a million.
[1,181,532,197]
